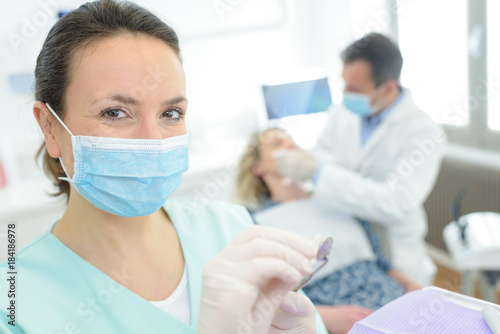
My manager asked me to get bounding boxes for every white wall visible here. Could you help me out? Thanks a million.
[0,0,357,191]
[0,0,395,158]
[0,0,390,250]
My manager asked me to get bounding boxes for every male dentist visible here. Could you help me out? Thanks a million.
[275,33,446,285]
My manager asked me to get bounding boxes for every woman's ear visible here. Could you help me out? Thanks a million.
[33,101,61,158]
[252,162,263,176]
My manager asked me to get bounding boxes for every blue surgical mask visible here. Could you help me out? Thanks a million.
[46,103,189,217]
[342,92,380,117]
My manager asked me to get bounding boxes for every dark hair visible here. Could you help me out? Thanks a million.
[35,0,181,199]
[341,33,403,86]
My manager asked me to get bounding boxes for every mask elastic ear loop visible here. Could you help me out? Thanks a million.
[45,103,74,136]
[57,157,72,182]
[45,103,74,181]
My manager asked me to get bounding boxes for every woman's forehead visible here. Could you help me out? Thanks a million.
[66,34,186,105]
[260,129,290,143]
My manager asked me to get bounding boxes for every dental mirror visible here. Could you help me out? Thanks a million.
[292,236,333,292]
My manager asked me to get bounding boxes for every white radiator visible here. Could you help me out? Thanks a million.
[424,144,500,251]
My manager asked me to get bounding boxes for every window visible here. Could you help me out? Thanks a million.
[350,0,390,38]
[398,0,468,126]
[390,0,500,151]
[487,0,500,131]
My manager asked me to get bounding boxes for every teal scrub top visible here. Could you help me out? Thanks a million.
[0,198,328,333]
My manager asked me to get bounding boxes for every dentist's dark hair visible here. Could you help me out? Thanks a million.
[35,0,181,199]
[341,33,403,87]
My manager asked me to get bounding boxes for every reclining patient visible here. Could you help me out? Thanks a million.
[235,128,422,334]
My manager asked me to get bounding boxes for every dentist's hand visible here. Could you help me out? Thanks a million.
[273,149,319,182]
[197,225,317,334]
[270,290,317,333]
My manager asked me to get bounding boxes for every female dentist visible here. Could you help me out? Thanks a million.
[0,1,327,333]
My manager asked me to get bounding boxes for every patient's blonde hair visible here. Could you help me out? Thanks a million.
[235,128,285,208]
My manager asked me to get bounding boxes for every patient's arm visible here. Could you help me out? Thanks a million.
[388,269,424,292]
[316,305,373,334]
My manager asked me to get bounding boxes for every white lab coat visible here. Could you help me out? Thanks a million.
[312,90,446,285]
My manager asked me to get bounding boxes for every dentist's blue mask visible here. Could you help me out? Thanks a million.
[342,89,383,117]
[46,103,189,217]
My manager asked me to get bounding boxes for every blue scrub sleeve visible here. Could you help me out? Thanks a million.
[0,320,23,334]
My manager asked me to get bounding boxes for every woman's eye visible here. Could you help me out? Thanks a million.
[163,109,181,119]
[103,109,127,119]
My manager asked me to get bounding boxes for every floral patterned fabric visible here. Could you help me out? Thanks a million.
[302,260,406,310]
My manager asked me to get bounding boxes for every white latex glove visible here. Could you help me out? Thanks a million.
[197,225,317,334]
[270,291,317,333]
[273,149,319,182]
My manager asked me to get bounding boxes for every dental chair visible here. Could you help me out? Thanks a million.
[443,189,500,303]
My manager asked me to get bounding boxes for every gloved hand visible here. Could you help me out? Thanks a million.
[197,225,317,334]
[270,291,317,333]
[273,149,319,182]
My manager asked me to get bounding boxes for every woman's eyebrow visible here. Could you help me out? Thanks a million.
[93,94,139,106]
[162,96,188,106]
[92,94,187,106]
